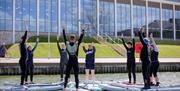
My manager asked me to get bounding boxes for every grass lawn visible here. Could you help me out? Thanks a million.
[7,43,180,58]
[7,43,121,58]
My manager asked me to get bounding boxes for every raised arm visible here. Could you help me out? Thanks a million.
[22,31,27,44]
[32,38,39,52]
[121,38,128,50]
[57,38,61,53]
[83,46,87,53]
[132,38,135,51]
[93,46,96,53]
[138,31,146,46]
[78,30,85,46]
[150,33,158,52]
[63,29,67,45]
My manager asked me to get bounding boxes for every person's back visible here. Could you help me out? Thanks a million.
[27,50,33,65]
[140,44,149,63]
[85,48,95,65]
[60,48,68,64]
[19,31,28,65]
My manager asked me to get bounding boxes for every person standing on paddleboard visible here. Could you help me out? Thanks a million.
[121,33,136,84]
[19,30,28,85]
[25,37,39,84]
[82,42,96,84]
[63,25,85,91]
[57,35,68,81]
[138,27,151,89]
[149,33,160,86]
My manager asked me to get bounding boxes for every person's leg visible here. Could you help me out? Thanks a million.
[30,65,34,83]
[73,61,79,89]
[147,62,151,86]
[127,63,131,83]
[91,69,95,85]
[142,62,150,89]
[64,62,72,89]
[150,62,154,85]
[85,69,90,81]
[154,62,160,86]
[132,62,136,84]
[60,63,64,81]
[25,64,29,83]
[20,63,26,85]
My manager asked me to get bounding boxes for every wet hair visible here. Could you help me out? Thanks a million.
[127,42,132,46]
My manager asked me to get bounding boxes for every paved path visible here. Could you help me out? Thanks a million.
[0,58,179,64]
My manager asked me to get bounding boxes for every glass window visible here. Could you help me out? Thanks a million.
[6,0,13,19]
[30,0,37,21]
[16,0,22,20]
[81,0,97,36]
[0,19,5,30]
[100,0,115,37]
[0,0,6,31]
[162,4,173,39]
[148,2,160,38]
[175,6,180,39]
[0,0,5,19]
[51,0,57,33]
[5,20,12,31]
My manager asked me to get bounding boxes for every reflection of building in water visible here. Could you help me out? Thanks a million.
[0,0,180,45]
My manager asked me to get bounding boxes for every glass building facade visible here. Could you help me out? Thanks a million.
[0,0,180,43]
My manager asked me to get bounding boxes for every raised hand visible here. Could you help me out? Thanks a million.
[121,33,124,38]
[140,27,145,33]
[132,32,135,38]
[37,37,39,42]
[91,42,94,46]
[57,35,59,41]
[81,25,88,31]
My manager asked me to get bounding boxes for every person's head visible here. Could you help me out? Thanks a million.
[127,42,133,49]
[70,34,76,43]
[143,38,149,45]
[88,44,93,50]
[27,45,32,51]
[61,43,66,49]
[21,36,27,43]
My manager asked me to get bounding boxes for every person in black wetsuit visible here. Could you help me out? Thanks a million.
[138,27,151,89]
[25,37,39,84]
[19,30,28,85]
[63,26,85,91]
[121,34,136,84]
[57,35,68,81]
[149,33,160,86]
[82,42,96,83]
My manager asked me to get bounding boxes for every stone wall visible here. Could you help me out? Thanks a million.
[0,62,179,75]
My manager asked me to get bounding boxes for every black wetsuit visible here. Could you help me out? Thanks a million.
[122,38,136,83]
[138,31,151,88]
[19,31,28,85]
[25,41,38,82]
[83,46,96,69]
[150,38,159,77]
[63,29,84,89]
[57,40,68,80]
